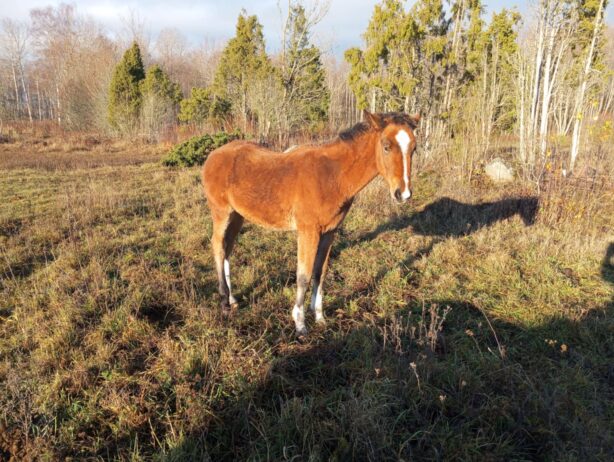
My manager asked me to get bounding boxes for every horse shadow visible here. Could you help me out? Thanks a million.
[165,241,614,461]
[231,196,538,309]
[326,196,540,312]
[348,195,539,246]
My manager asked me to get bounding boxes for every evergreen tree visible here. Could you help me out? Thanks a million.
[345,0,413,111]
[178,87,231,127]
[140,64,182,140]
[345,0,449,117]
[141,64,182,104]
[486,9,521,95]
[281,4,330,132]
[108,42,145,132]
[212,11,272,131]
[465,0,487,81]
[573,0,609,66]
[410,0,449,114]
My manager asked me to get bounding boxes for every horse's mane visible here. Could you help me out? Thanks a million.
[337,112,418,142]
[338,122,370,142]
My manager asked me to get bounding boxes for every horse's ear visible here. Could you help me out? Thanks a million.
[363,110,382,129]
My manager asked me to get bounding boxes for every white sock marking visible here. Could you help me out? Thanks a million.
[223,259,231,289]
[292,304,306,332]
[395,129,411,200]
[224,259,236,304]
[311,285,324,322]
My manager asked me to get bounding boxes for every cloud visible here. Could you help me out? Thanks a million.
[3,0,608,57]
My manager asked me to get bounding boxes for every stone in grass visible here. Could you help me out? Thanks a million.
[485,158,514,183]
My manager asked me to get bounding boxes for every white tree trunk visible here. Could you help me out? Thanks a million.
[19,63,33,123]
[530,1,547,144]
[569,0,605,173]
[11,61,20,116]
[519,58,527,166]
[539,22,556,160]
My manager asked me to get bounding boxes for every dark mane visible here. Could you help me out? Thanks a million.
[380,112,419,129]
[338,121,371,141]
[337,112,418,142]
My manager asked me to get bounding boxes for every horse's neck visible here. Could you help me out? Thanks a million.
[335,132,379,200]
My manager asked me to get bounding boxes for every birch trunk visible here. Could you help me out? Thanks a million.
[569,0,605,173]
[19,64,33,123]
[530,1,547,143]
[539,23,556,160]
[519,58,527,166]
[11,61,20,116]
[36,80,42,120]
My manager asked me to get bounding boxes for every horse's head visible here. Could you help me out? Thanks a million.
[365,110,420,204]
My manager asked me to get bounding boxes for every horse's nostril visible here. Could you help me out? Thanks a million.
[394,189,402,202]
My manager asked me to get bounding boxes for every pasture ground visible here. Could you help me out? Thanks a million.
[0,132,613,461]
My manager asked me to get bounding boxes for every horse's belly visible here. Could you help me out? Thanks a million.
[231,198,296,231]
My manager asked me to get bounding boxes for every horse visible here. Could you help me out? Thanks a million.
[202,110,419,336]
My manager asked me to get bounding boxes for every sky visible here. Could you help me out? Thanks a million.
[1,0,612,56]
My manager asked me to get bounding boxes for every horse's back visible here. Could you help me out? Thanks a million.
[203,141,288,209]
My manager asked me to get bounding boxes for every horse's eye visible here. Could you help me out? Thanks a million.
[382,142,391,153]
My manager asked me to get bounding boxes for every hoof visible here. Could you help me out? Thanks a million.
[315,316,327,326]
[221,309,234,319]
[220,302,234,318]
[295,327,308,340]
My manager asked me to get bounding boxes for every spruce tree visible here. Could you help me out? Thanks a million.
[178,87,231,127]
[108,42,145,132]
[281,4,329,132]
[141,64,182,104]
[212,12,272,131]
[179,87,214,124]
[345,0,419,112]
[140,64,182,139]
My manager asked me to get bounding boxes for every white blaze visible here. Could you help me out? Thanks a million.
[395,129,412,200]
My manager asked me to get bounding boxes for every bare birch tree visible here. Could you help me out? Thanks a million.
[569,0,607,173]
[0,19,32,122]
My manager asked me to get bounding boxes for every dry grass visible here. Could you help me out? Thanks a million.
[0,124,167,171]
[0,134,613,461]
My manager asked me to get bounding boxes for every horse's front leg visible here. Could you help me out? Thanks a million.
[293,229,319,336]
[311,230,335,324]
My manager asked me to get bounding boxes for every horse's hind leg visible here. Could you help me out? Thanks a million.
[310,231,335,324]
[223,211,244,308]
[211,209,243,312]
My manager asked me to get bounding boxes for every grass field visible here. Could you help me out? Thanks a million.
[0,133,613,461]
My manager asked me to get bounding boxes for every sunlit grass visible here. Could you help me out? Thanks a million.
[0,140,612,460]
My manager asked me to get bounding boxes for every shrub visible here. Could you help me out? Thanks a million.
[162,130,243,167]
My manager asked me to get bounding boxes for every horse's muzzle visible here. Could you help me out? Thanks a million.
[393,188,411,204]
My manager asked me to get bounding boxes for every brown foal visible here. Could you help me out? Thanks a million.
[202,110,419,335]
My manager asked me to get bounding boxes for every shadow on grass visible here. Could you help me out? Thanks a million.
[328,196,539,313]
[164,229,612,460]
[234,196,539,309]
[1,250,57,281]
[163,198,608,460]
[349,196,539,247]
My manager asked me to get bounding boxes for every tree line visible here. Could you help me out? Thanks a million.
[1,1,612,175]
